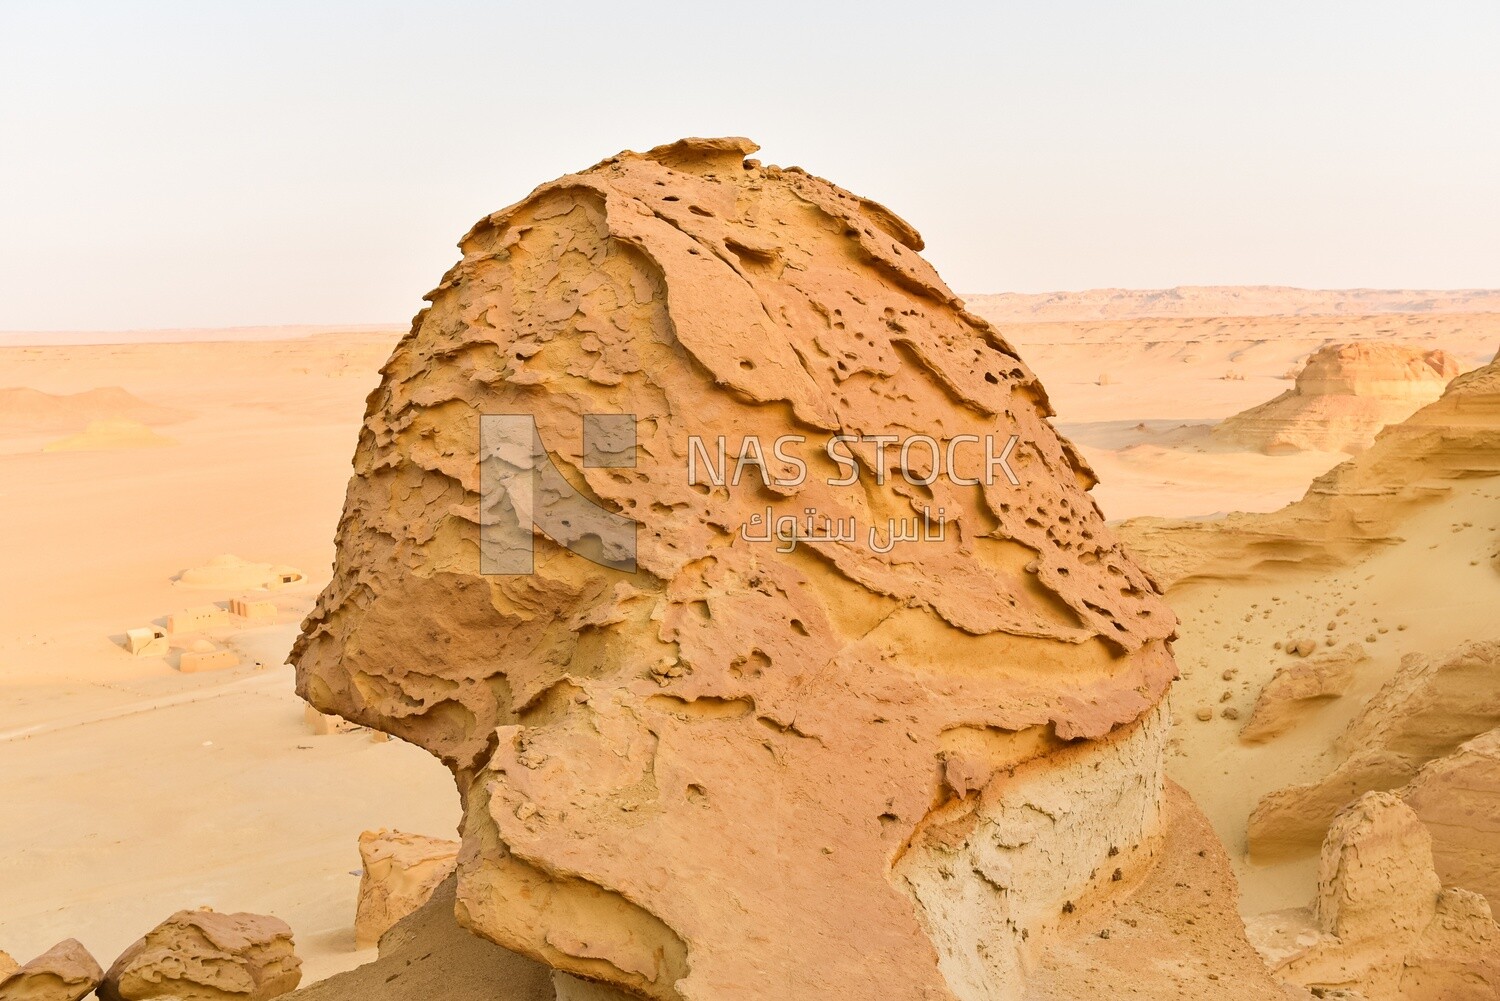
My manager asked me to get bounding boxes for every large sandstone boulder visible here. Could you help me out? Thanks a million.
[1313,792,1442,950]
[1213,343,1459,455]
[0,938,103,1001]
[1247,793,1500,1000]
[291,138,1280,1000]
[355,830,461,947]
[0,950,17,980]
[98,909,301,1001]
[1399,888,1500,999]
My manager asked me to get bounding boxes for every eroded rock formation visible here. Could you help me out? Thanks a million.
[98,909,301,1001]
[1401,727,1500,907]
[1247,793,1500,1000]
[292,137,1280,1000]
[1121,352,1500,588]
[1213,343,1459,455]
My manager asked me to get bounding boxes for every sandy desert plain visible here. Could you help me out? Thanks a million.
[3,279,1500,998]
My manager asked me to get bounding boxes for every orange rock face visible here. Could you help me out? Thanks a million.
[289,138,1290,1000]
[1402,727,1500,907]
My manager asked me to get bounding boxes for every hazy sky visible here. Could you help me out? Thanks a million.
[2,1,1497,331]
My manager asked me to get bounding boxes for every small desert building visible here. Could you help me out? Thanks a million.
[124,626,169,657]
[177,554,304,591]
[166,604,229,634]
[231,597,277,621]
[178,649,239,673]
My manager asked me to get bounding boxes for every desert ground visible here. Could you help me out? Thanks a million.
[0,329,455,982]
[3,286,1497,993]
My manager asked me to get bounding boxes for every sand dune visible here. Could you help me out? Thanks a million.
[42,418,176,452]
[0,386,188,435]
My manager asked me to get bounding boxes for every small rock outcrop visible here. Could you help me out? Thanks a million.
[1247,793,1500,1000]
[355,830,461,948]
[1401,727,1500,907]
[1240,644,1363,743]
[0,938,104,1001]
[0,950,17,980]
[1213,343,1459,455]
[1248,641,1500,860]
[98,910,301,1001]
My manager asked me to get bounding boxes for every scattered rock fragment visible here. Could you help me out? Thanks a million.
[1287,636,1318,658]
